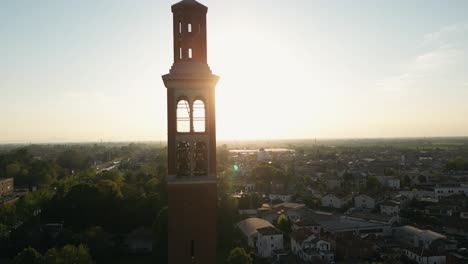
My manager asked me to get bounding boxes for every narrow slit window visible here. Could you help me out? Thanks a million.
[176,100,190,132]
[179,22,182,33]
[179,48,182,59]
[188,23,192,32]
[192,100,205,132]
[191,240,195,258]
[188,48,192,59]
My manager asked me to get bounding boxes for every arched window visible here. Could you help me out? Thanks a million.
[192,100,205,132]
[177,141,191,177]
[193,141,207,176]
[176,99,190,132]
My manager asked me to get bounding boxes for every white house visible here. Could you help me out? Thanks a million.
[321,194,349,209]
[237,218,273,248]
[434,184,468,199]
[354,194,376,209]
[237,218,284,258]
[256,226,284,258]
[380,200,400,216]
[404,249,446,264]
[290,228,334,263]
[269,193,293,203]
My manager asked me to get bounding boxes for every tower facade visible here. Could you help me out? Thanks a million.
[162,1,218,263]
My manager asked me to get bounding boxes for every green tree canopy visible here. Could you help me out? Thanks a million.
[13,247,42,264]
[277,214,291,233]
[44,244,93,264]
[225,247,252,264]
[365,176,382,192]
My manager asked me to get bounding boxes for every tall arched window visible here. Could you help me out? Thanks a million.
[193,141,207,176]
[192,100,205,132]
[176,99,191,133]
[177,141,191,177]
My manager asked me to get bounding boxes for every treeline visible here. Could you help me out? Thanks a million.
[446,158,468,171]
[43,169,166,233]
[0,144,169,263]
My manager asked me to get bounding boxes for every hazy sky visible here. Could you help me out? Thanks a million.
[1,0,468,143]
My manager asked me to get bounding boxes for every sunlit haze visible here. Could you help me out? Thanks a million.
[1,0,468,143]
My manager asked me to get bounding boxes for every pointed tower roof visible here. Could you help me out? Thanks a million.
[172,0,207,12]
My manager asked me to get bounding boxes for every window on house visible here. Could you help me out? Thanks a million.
[176,99,190,132]
[188,48,192,59]
[179,22,182,33]
[192,100,205,132]
[188,23,192,32]
[179,47,182,60]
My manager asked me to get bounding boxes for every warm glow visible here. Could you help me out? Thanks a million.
[1,0,468,143]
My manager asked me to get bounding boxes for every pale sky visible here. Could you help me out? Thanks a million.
[1,0,468,143]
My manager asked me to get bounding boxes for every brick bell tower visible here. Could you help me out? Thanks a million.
[162,0,218,263]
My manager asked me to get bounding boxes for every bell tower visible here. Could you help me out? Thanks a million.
[162,0,218,263]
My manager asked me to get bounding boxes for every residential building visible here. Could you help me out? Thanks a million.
[321,193,350,209]
[380,200,400,216]
[269,193,293,203]
[376,176,400,189]
[0,178,13,197]
[354,194,375,209]
[256,226,284,258]
[290,228,334,263]
[237,218,284,258]
[434,184,468,199]
[403,249,446,264]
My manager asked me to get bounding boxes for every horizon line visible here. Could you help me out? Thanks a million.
[2,135,468,145]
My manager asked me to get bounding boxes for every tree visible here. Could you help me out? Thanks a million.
[277,214,291,233]
[418,174,427,183]
[13,247,43,264]
[0,223,9,241]
[57,149,88,171]
[365,176,382,191]
[401,175,411,188]
[225,247,252,264]
[44,244,93,264]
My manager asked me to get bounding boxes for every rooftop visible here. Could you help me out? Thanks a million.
[237,218,273,237]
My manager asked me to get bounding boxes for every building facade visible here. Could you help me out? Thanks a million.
[162,1,219,263]
[256,226,284,258]
[0,178,13,197]
[354,194,376,209]
[321,194,348,209]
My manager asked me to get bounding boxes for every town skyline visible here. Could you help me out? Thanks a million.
[2,0,468,143]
